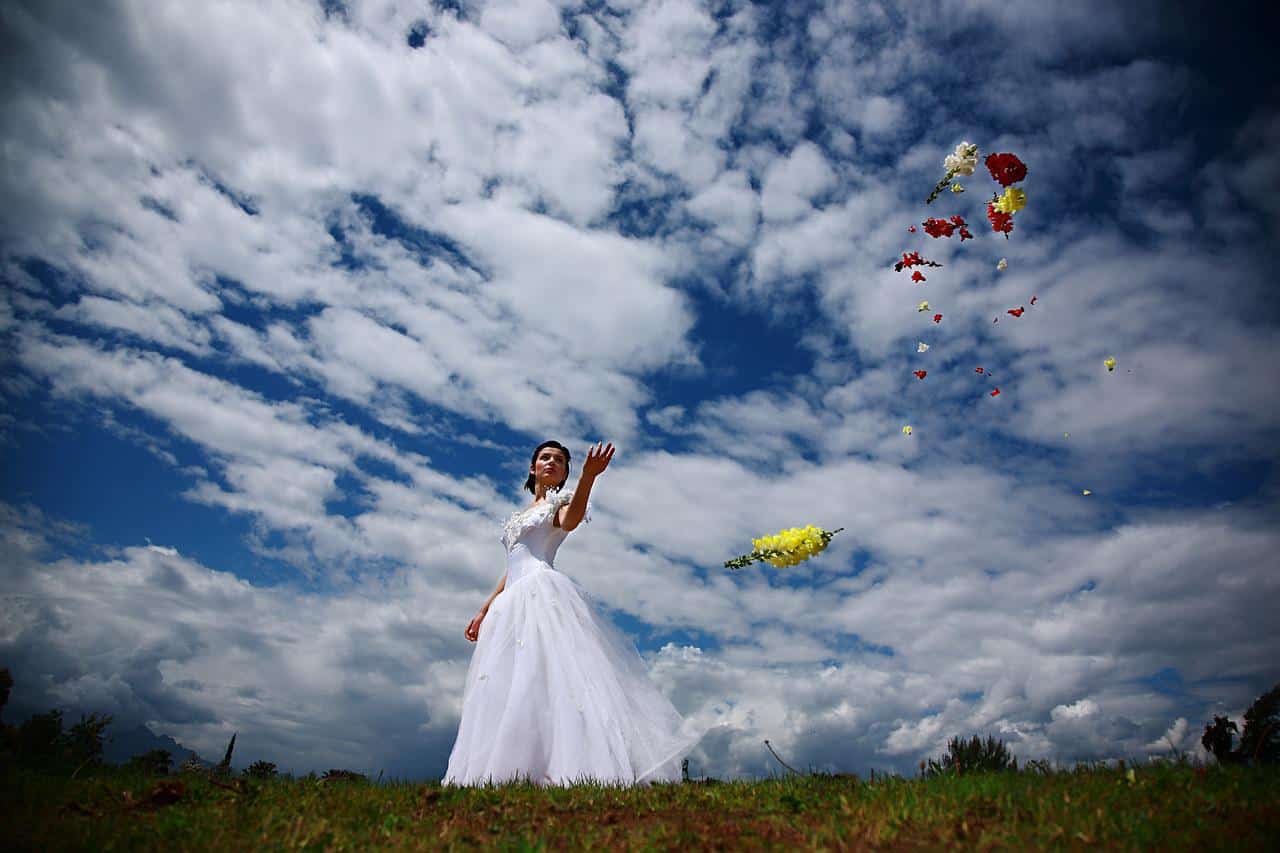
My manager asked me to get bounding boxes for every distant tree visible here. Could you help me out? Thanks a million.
[245,760,278,779]
[11,706,111,773]
[1202,682,1280,766]
[925,734,1018,777]
[1201,715,1241,765]
[0,667,12,718]
[1238,683,1280,766]
[126,749,174,776]
[16,709,65,760]
[320,768,368,784]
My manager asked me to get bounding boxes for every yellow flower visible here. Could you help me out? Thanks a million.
[1104,356,1117,372]
[993,187,1027,214]
[917,300,930,312]
[950,182,965,194]
[902,425,913,436]
[1082,489,1092,496]
[739,525,842,569]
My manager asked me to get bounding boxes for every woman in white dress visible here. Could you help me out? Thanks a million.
[443,440,706,787]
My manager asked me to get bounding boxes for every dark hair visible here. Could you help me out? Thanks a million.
[524,440,571,495]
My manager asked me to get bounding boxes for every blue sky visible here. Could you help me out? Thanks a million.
[2,0,1278,781]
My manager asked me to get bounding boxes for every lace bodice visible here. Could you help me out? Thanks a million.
[500,490,591,587]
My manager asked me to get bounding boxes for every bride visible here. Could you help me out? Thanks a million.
[443,440,706,787]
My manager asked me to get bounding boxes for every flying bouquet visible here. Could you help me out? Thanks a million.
[724,525,844,570]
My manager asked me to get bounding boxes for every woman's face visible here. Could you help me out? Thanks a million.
[531,447,568,489]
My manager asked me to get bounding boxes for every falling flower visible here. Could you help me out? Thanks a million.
[895,251,943,272]
[932,313,943,324]
[917,342,929,353]
[908,225,917,232]
[902,425,913,436]
[923,217,956,238]
[975,367,985,374]
[1030,296,1038,305]
[993,186,1028,214]
[725,525,844,570]
[950,182,965,194]
[1064,432,1070,438]
[997,258,1008,272]
[985,152,1028,187]
[928,141,979,204]
[917,300,930,312]
[922,215,972,240]
[914,370,927,380]
[1104,356,1117,372]
[1082,489,1092,496]
[987,202,1014,237]
[1007,307,1025,317]
[945,142,979,177]
[990,387,1001,397]
[912,270,926,282]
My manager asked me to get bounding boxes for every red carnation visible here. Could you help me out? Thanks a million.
[990,387,1001,397]
[985,152,1027,187]
[986,203,1014,237]
[932,313,943,324]
[914,370,927,380]
[1007,307,1025,317]
[922,218,955,238]
[911,270,926,282]
[975,367,985,374]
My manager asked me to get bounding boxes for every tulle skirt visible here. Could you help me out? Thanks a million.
[443,567,705,787]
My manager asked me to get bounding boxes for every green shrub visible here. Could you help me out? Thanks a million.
[925,734,1018,777]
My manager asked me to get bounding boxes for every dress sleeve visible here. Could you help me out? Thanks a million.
[553,489,591,525]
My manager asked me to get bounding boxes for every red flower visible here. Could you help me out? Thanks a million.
[1007,307,1024,317]
[985,152,1027,187]
[932,313,943,324]
[914,370,927,380]
[911,270,926,282]
[922,218,955,238]
[987,203,1014,237]
[907,225,917,232]
[1030,296,1038,305]
[990,387,1001,397]
[959,227,973,241]
[975,367,985,374]
[948,214,967,227]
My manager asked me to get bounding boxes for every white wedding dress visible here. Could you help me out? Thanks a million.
[443,491,706,787]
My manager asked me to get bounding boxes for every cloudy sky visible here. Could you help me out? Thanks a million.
[2,0,1277,781]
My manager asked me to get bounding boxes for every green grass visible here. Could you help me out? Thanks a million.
[5,760,1278,851]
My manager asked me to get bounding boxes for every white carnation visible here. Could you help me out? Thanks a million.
[943,142,978,177]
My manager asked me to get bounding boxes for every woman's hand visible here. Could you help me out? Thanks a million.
[464,608,487,643]
[581,441,615,479]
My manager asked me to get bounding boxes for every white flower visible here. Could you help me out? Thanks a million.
[943,141,978,177]
[917,342,929,353]
[997,258,1008,272]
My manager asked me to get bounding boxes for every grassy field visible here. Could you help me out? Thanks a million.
[6,760,1279,851]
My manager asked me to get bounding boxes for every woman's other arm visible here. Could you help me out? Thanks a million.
[465,571,506,642]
